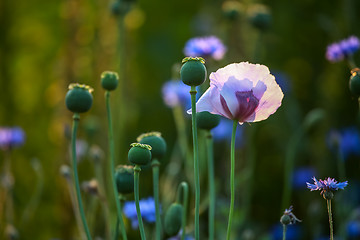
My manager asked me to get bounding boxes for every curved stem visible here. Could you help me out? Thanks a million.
[152,159,162,240]
[71,113,92,240]
[105,91,127,240]
[206,131,215,240]
[282,224,287,240]
[226,121,238,240]
[134,165,147,240]
[327,199,334,240]
[190,86,200,240]
[176,182,189,240]
[281,128,303,211]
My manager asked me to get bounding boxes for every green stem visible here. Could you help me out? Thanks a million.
[190,86,200,240]
[281,128,303,211]
[226,121,238,240]
[327,199,334,240]
[105,91,127,240]
[71,113,92,240]
[206,131,215,240]
[152,159,162,240]
[134,165,146,240]
[283,224,287,240]
[176,182,189,240]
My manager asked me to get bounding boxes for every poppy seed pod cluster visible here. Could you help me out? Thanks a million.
[137,132,167,160]
[128,143,152,166]
[65,83,94,113]
[180,57,207,87]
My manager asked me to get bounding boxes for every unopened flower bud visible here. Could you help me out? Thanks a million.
[180,57,207,87]
[128,143,152,166]
[81,179,99,196]
[101,71,119,91]
[115,165,134,194]
[323,191,334,200]
[349,68,360,96]
[222,1,243,20]
[164,203,183,237]
[137,132,167,160]
[65,83,93,113]
[197,111,221,130]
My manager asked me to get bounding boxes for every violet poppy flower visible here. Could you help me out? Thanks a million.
[188,62,283,124]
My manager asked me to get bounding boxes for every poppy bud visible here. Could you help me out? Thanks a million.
[164,203,183,237]
[248,4,271,31]
[115,165,134,194]
[180,57,207,87]
[101,71,119,91]
[128,143,152,166]
[137,132,167,160]
[197,111,221,130]
[349,68,360,96]
[65,83,93,113]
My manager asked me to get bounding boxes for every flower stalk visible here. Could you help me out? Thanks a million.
[134,165,147,240]
[190,86,200,240]
[176,182,189,240]
[205,131,215,240]
[327,199,334,240]
[226,120,238,240]
[71,113,92,240]
[152,159,162,240]
[105,91,127,240]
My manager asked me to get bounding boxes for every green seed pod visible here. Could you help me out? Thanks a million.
[180,57,207,87]
[128,143,152,166]
[137,132,167,160]
[222,1,243,21]
[197,111,221,130]
[164,203,183,237]
[65,83,93,113]
[323,191,334,200]
[349,69,360,96]
[248,4,271,31]
[280,214,291,225]
[115,165,134,194]
[101,71,119,91]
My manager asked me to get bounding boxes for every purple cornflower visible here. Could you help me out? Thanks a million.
[327,127,360,160]
[184,36,227,60]
[162,80,191,109]
[307,177,348,195]
[281,206,301,225]
[326,36,360,62]
[123,197,157,229]
[0,127,25,150]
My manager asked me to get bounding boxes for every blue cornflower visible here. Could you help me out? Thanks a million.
[327,127,360,160]
[123,197,157,229]
[292,167,317,189]
[0,127,25,150]
[162,80,191,109]
[326,36,360,62]
[307,177,348,195]
[280,206,301,225]
[183,36,227,60]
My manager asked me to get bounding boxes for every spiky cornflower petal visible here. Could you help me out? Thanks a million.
[188,62,284,125]
[306,177,348,195]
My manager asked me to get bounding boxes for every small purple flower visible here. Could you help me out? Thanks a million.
[184,36,227,60]
[326,36,360,62]
[327,127,360,160]
[307,177,348,195]
[292,167,317,189]
[281,206,301,225]
[188,62,284,125]
[123,197,157,229]
[0,127,25,150]
[162,80,191,109]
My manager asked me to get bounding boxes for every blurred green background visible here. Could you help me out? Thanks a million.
[1,0,360,239]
